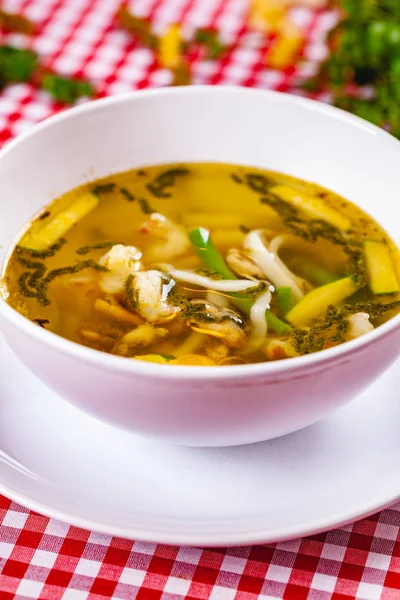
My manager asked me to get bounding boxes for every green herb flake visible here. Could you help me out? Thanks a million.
[231,173,243,184]
[146,168,190,198]
[32,318,49,328]
[120,187,135,201]
[246,173,273,195]
[16,237,67,259]
[36,260,107,307]
[138,198,155,214]
[92,183,116,195]
[76,241,116,255]
[195,268,224,280]
[125,274,138,311]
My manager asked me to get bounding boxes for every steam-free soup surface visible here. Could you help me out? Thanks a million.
[3,163,400,366]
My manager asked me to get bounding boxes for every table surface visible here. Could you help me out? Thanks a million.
[1,1,400,599]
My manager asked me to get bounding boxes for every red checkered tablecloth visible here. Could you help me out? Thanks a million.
[1,1,400,599]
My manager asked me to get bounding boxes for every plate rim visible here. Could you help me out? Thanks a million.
[1,470,400,547]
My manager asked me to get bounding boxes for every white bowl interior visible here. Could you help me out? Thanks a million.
[1,87,400,270]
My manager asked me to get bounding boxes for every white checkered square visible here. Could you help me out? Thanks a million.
[374,522,400,541]
[132,540,158,555]
[0,542,15,560]
[118,567,146,586]
[74,557,102,577]
[16,579,44,598]
[209,586,237,600]
[1,509,29,529]
[320,542,347,562]
[266,564,292,584]
[62,590,90,600]
[357,582,385,600]
[220,554,247,575]
[44,519,71,537]
[30,549,57,569]
[365,552,392,571]
[163,575,192,596]
[312,573,337,593]
[87,530,113,546]
[176,546,203,565]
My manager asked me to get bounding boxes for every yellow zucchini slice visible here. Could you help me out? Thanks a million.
[171,354,216,366]
[23,192,99,251]
[134,354,170,364]
[270,185,351,231]
[286,276,358,327]
[364,240,400,295]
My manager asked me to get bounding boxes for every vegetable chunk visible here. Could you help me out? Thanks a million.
[286,276,358,326]
[270,185,351,231]
[23,193,99,251]
[364,240,400,295]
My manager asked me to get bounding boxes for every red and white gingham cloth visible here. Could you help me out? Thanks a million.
[1,1,400,599]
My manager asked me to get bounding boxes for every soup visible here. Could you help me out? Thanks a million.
[2,163,400,366]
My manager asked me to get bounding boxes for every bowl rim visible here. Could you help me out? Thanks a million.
[1,85,400,380]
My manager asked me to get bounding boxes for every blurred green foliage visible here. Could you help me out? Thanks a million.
[308,0,400,137]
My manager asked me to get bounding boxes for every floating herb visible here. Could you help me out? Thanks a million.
[17,237,67,259]
[125,274,138,311]
[76,241,116,255]
[120,187,135,201]
[33,318,49,328]
[291,299,400,355]
[36,260,107,306]
[138,198,155,214]
[92,183,116,195]
[259,192,367,286]
[291,305,350,354]
[239,224,250,234]
[231,173,243,184]
[195,268,223,280]
[17,259,46,298]
[39,211,51,220]
[146,168,190,198]
[246,173,273,195]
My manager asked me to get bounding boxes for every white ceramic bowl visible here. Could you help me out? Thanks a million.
[1,87,400,447]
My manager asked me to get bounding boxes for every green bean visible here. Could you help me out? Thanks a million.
[266,311,292,336]
[275,287,294,316]
[292,259,338,287]
[189,227,291,334]
[188,227,236,280]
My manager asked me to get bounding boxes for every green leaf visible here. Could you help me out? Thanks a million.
[42,74,94,104]
[0,46,38,82]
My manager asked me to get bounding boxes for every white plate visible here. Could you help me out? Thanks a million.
[1,337,400,547]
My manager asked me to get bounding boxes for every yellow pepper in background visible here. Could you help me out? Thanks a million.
[268,26,304,69]
[249,0,305,69]
[249,0,287,32]
[158,24,183,69]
